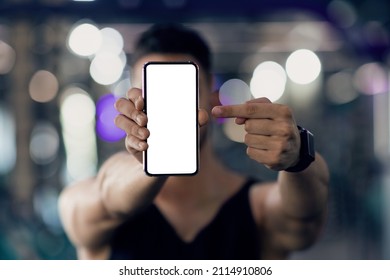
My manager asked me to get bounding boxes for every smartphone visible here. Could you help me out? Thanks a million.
[143,61,199,176]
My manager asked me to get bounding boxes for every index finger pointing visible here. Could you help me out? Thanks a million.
[212,103,275,119]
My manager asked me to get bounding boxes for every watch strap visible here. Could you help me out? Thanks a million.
[285,126,315,173]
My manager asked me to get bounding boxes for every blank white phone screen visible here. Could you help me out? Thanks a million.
[143,62,198,176]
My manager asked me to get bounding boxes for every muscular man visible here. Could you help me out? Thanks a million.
[58,23,329,260]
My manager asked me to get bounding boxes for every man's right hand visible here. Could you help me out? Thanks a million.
[114,87,209,164]
[114,88,149,163]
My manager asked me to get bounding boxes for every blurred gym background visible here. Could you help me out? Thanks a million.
[0,0,389,259]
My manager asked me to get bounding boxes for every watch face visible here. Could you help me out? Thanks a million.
[303,129,315,161]
[286,126,315,172]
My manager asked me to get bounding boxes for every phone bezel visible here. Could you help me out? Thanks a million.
[142,61,199,176]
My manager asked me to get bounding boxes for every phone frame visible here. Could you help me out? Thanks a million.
[142,61,199,176]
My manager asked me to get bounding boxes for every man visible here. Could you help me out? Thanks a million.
[58,23,329,260]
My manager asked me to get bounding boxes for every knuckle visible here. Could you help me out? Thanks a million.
[244,133,251,145]
[125,136,134,151]
[245,104,258,115]
[115,98,126,111]
[277,122,293,138]
[114,114,120,125]
[246,147,259,162]
[114,114,124,127]
[244,119,256,132]
[130,109,139,122]
[137,127,149,140]
[278,123,290,136]
[260,97,271,103]
[276,139,289,153]
[267,151,284,170]
[126,135,140,150]
[279,105,293,119]
[222,106,232,116]
[244,134,258,148]
[127,88,140,100]
[130,124,139,137]
[244,103,257,116]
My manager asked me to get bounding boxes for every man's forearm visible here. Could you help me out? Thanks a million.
[98,151,167,218]
[278,152,329,219]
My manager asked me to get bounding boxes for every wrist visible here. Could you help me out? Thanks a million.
[285,126,315,173]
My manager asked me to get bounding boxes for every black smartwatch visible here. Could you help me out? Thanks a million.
[285,126,315,173]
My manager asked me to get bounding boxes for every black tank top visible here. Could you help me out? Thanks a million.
[109,179,260,259]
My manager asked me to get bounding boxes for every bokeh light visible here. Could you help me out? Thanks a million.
[286,49,322,85]
[67,23,102,57]
[250,61,287,102]
[222,118,246,143]
[98,27,124,55]
[219,78,252,106]
[96,93,126,142]
[326,71,358,104]
[113,77,131,97]
[60,87,97,181]
[327,0,357,28]
[60,91,95,129]
[30,122,60,165]
[29,70,59,103]
[0,104,16,174]
[89,51,125,85]
[67,24,127,87]
[353,62,389,95]
[287,22,326,51]
[33,185,62,233]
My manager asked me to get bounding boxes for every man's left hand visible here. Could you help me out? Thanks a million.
[211,97,301,171]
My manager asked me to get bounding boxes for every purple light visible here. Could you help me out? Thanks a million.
[354,63,389,95]
[96,93,126,142]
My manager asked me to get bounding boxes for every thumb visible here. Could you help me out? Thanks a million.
[198,109,209,127]
[235,97,272,125]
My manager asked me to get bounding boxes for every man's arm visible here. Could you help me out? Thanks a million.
[254,153,329,258]
[59,88,165,259]
[212,97,329,257]
[58,152,166,259]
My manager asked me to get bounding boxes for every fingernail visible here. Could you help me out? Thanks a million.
[136,96,143,109]
[137,128,144,138]
[136,115,143,125]
[138,142,146,149]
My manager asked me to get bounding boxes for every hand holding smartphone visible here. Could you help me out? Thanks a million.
[143,61,199,176]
